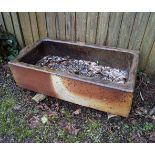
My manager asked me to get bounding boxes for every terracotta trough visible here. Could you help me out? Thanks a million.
[9,39,139,117]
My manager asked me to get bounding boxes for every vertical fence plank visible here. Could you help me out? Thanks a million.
[145,41,155,75]
[18,12,33,45]
[2,12,14,34]
[36,12,47,39]
[106,12,123,47]
[76,12,87,42]
[46,12,56,40]
[140,13,155,69]
[128,13,150,50]
[29,12,39,42]
[0,12,6,30]
[56,12,66,40]
[65,12,75,41]
[96,12,110,45]
[86,12,98,44]
[11,12,24,47]
[118,13,136,48]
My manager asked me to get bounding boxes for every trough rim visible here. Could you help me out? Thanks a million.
[9,38,139,93]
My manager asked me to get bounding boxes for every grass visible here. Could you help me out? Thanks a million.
[0,92,154,143]
[0,95,33,142]
[0,68,155,143]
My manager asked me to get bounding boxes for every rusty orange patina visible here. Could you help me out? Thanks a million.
[9,39,139,117]
[9,64,58,97]
[61,76,133,117]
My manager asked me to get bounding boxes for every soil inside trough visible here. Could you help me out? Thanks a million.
[36,55,128,84]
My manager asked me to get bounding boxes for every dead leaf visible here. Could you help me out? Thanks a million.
[73,108,81,115]
[36,103,51,111]
[59,121,80,135]
[64,123,80,135]
[149,131,155,142]
[48,111,58,117]
[29,116,40,128]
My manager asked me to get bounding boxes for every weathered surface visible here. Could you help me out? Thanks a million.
[9,39,139,117]
[29,12,39,41]
[46,12,57,40]
[96,12,110,45]
[0,12,6,30]
[18,12,33,45]
[118,13,136,48]
[86,12,98,44]
[9,62,133,117]
[1,12,155,75]
[65,12,75,41]
[11,12,24,47]
[2,12,14,34]
[76,12,87,42]
[106,12,123,47]
[36,12,47,38]
[128,13,150,50]
[145,41,155,75]
[140,13,155,69]
[56,12,66,40]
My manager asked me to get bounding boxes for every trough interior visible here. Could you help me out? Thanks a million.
[19,41,134,80]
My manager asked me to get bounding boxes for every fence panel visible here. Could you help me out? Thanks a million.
[106,12,123,47]
[96,12,110,45]
[2,12,14,35]
[18,12,33,45]
[29,12,39,42]
[0,12,6,31]
[86,12,98,44]
[46,12,57,40]
[76,12,87,42]
[1,12,155,75]
[139,13,155,69]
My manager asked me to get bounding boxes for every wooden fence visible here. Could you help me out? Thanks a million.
[0,12,155,75]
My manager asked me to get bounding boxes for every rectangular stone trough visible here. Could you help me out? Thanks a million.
[9,39,139,117]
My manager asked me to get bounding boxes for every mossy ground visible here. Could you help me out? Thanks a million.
[0,65,155,143]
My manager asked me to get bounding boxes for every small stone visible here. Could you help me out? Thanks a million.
[149,106,155,116]
[32,93,46,103]
[149,131,155,142]
[41,115,48,124]
[13,105,21,110]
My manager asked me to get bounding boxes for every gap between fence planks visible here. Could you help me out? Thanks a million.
[139,13,155,69]
[29,12,39,42]
[18,12,33,45]
[76,12,87,42]
[46,12,57,40]
[0,12,6,31]
[2,12,14,35]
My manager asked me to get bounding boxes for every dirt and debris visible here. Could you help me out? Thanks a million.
[36,55,128,84]
[0,62,155,143]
